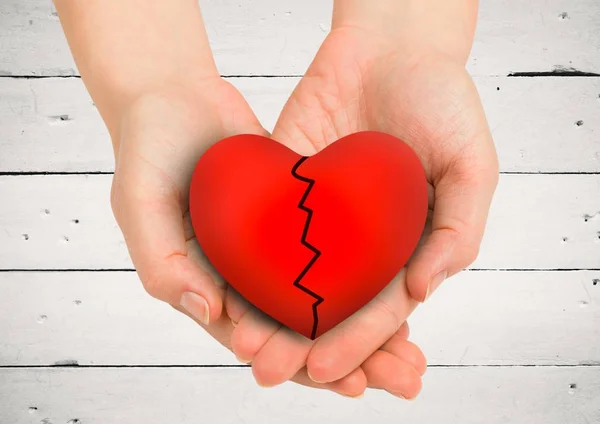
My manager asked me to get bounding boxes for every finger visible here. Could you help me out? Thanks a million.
[363,350,422,400]
[179,299,368,398]
[172,304,235,351]
[407,144,499,302]
[306,270,418,383]
[251,326,314,387]
[111,171,224,326]
[396,321,410,340]
[381,334,427,376]
[225,285,251,327]
[270,79,324,156]
[291,367,367,398]
[229,307,281,363]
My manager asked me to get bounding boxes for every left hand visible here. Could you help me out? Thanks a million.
[229,23,498,396]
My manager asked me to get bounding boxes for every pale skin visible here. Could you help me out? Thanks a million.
[54,0,498,399]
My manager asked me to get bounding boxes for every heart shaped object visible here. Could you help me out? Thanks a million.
[189,131,427,339]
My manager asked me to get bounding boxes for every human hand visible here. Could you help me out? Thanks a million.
[55,0,430,399]
[110,77,426,399]
[230,5,498,398]
[275,28,499,302]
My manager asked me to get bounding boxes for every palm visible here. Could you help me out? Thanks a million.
[112,78,270,345]
[274,26,497,298]
[275,27,490,180]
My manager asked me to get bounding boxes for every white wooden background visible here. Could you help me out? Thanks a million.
[1,0,599,423]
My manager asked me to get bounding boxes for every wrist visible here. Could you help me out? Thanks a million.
[332,0,478,65]
[55,0,220,143]
[96,58,218,141]
[112,76,222,158]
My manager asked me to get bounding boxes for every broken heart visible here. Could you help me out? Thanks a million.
[189,131,428,339]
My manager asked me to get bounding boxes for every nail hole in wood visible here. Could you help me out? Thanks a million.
[48,115,71,124]
[22,234,29,241]
[37,315,47,324]
[28,407,38,414]
[575,120,584,127]
[558,12,569,20]
[53,359,79,366]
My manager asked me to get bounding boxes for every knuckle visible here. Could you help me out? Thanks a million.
[460,242,481,267]
[140,269,164,301]
[371,297,401,330]
[252,360,283,387]
[440,221,481,269]
[306,355,330,381]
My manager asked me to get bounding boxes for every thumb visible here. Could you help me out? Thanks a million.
[406,159,499,302]
[110,166,224,327]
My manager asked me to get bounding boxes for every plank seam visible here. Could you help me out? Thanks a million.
[2,172,600,176]
[1,268,598,272]
[0,74,304,79]
[2,74,600,80]
[1,364,598,369]
[508,71,600,77]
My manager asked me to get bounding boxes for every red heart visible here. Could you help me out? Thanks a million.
[189,132,427,339]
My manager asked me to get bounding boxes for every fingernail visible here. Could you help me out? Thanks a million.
[235,355,251,364]
[395,393,416,401]
[180,292,210,325]
[256,379,276,388]
[425,270,447,301]
[307,370,326,384]
[342,392,364,399]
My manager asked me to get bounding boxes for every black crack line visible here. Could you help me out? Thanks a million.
[291,156,324,340]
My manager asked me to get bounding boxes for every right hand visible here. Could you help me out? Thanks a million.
[110,76,426,398]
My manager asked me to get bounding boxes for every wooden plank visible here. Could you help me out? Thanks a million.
[1,77,600,173]
[0,271,598,366]
[1,367,598,424]
[0,174,599,270]
[0,78,113,173]
[1,0,599,76]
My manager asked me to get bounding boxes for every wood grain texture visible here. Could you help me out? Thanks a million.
[0,271,598,366]
[1,0,599,76]
[0,174,599,270]
[1,0,599,420]
[1,77,599,173]
[1,367,599,424]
